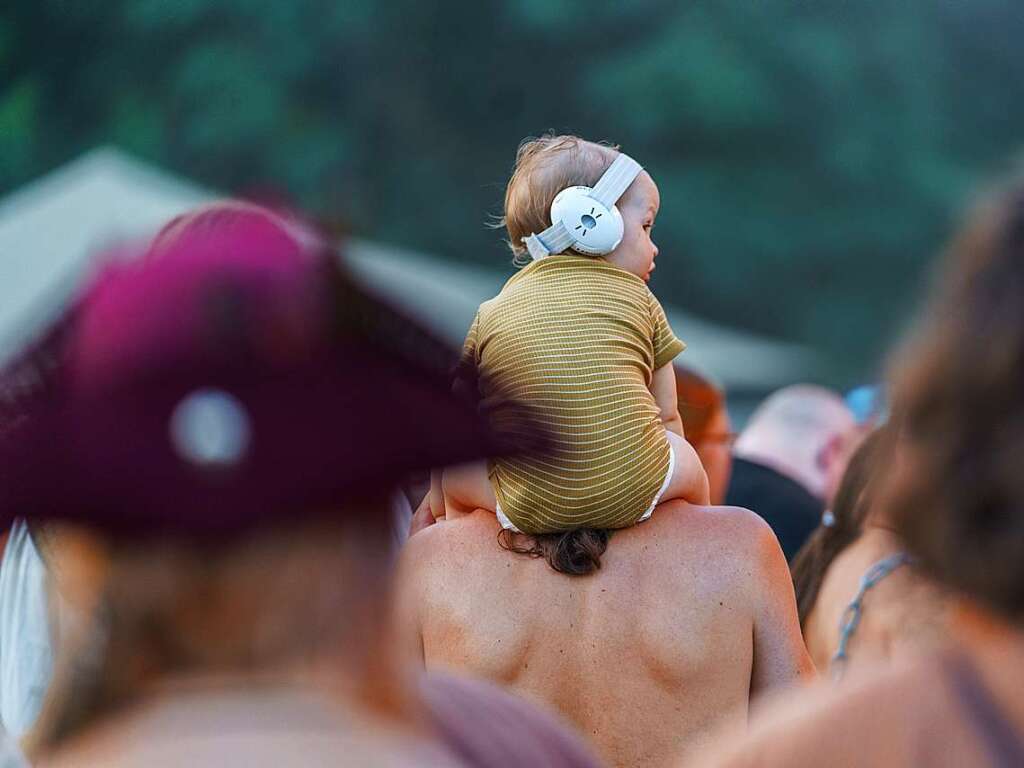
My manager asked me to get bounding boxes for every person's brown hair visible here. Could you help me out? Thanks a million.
[29,509,409,754]
[501,134,620,265]
[790,427,892,626]
[498,528,610,576]
[884,177,1024,621]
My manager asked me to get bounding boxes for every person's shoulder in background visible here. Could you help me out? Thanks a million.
[690,654,964,768]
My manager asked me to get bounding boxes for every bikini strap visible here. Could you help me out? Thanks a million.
[830,552,912,679]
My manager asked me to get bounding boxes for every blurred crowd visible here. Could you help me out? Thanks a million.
[0,151,1023,768]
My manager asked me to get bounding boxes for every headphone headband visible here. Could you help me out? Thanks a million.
[591,154,643,208]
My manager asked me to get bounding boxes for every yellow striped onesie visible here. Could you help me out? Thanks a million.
[461,254,685,534]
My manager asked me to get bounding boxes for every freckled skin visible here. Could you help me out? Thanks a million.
[396,502,814,768]
[803,527,956,674]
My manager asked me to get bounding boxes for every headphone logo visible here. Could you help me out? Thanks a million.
[577,209,601,234]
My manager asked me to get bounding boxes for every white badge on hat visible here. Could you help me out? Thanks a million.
[522,153,643,261]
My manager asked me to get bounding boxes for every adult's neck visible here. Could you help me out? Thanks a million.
[151,659,422,726]
[733,444,824,500]
[31,655,426,764]
[853,524,904,558]
[40,669,432,768]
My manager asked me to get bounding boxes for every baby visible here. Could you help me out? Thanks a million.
[434,135,709,534]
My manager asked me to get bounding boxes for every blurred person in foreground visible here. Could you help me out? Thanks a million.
[725,385,857,560]
[0,202,599,767]
[790,426,954,677]
[700,175,1024,767]
[0,325,99,766]
[0,521,51,741]
[675,366,734,505]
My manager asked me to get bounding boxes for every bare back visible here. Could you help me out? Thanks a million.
[803,527,955,675]
[396,501,813,767]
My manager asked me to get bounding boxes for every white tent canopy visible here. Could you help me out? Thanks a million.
[0,147,211,363]
[0,147,818,398]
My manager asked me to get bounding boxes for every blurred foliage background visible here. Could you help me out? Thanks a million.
[2,0,1023,383]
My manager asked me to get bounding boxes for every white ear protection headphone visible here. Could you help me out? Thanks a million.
[522,153,643,261]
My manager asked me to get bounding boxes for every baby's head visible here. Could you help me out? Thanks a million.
[503,134,661,283]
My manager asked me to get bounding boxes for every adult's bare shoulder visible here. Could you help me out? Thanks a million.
[707,504,786,584]
[610,502,791,631]
[394,513,523,670]
[657,502,816,694]
[395,518,490,651]
[398,514,503,593]
[410,512,504,556]
[651,502,783,574]
[406,509,494,549]
[656,501,776,540]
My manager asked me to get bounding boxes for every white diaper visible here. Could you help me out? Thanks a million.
[495,499,522,533]
[638,443,676,523]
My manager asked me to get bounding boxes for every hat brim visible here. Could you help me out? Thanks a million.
[0,260,543,539]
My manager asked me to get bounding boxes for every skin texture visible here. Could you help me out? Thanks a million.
[604,170,660,284]
[697,605,1023,768]
[802,525,955,675]
[395,502,815,767]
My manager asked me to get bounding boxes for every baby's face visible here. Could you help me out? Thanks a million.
[606,171,660,284]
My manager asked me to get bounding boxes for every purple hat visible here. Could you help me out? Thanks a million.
[0,202,535,539]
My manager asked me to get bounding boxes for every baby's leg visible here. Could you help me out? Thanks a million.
[441,460,498,520]
[659,431,711,507]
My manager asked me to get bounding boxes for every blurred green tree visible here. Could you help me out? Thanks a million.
[1,0,1022,381]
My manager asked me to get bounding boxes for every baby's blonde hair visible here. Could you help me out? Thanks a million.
[501,134,620,265]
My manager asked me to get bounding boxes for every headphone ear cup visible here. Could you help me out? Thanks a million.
[570,206,623,255]
[550,188,625,256]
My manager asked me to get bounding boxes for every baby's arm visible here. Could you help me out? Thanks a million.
[652,363,711,505]
[651,363,684,437]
